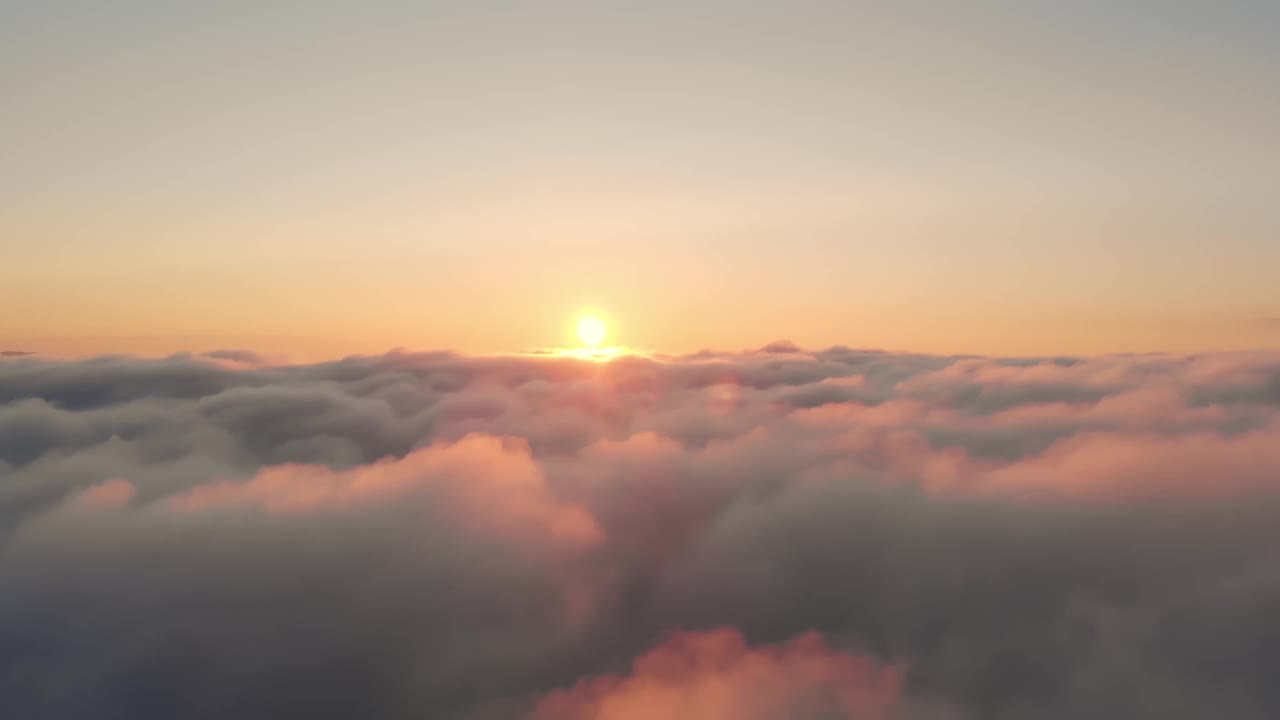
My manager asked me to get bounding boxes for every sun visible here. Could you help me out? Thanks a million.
[577,316,607,347]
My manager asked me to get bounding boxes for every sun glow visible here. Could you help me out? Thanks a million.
[577,316,607,347]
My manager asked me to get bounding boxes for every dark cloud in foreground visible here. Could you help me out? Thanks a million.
[0,350,34,357]
[3,348,1280,718]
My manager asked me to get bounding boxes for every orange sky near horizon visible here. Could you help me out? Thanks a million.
[5,299,1278,362]
[3,2,1279,360]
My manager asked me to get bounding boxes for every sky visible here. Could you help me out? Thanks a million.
[2,1,1279,358]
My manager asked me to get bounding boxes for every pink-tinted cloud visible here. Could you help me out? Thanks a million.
[66,478,135,511]
[982,420,1280,498]
[533,628,901,720]
[166,434,602,547]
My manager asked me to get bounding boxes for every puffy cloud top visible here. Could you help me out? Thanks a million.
[3,348,1280,718]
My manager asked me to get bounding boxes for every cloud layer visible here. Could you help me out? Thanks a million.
[3,346,1280,719]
